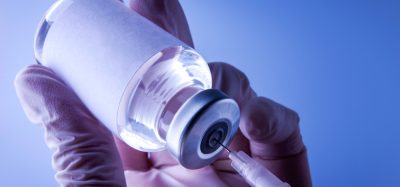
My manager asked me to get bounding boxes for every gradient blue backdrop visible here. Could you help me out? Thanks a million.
[1,1,399,186]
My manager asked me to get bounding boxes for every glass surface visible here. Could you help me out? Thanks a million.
[119,46,212,151]
[34,0,72,63]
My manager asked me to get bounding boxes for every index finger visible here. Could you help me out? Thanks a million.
[129,0,194,47]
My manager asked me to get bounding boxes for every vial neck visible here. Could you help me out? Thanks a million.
[158,86,204,140]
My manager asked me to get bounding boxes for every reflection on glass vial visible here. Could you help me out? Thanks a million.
[117,46,212,151]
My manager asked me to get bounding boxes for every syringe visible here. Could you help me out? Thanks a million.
[218,142,291,187]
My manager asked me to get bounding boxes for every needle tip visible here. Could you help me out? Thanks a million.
[216,140,231,153]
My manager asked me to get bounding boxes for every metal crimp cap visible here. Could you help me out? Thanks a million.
[166,89,240,169]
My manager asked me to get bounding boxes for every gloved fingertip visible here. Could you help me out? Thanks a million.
[15,64,48,88]
[14,64,83,125]
[14,65,56,124]
[239,97,274,141]
[240,96,301,144]
[240,97,305,157]
[14,64,67,96]
[129,0,194,47]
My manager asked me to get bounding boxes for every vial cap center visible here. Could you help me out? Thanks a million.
[200,121,228,154]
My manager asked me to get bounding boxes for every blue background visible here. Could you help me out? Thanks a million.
[1,1,399,186]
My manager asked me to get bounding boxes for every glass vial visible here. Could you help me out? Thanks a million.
[35,0,239,169]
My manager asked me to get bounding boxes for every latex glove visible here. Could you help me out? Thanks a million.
[209,62,312,187]
[15,0,311,186]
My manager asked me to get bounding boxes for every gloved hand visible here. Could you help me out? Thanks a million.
[15,0,312,186]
